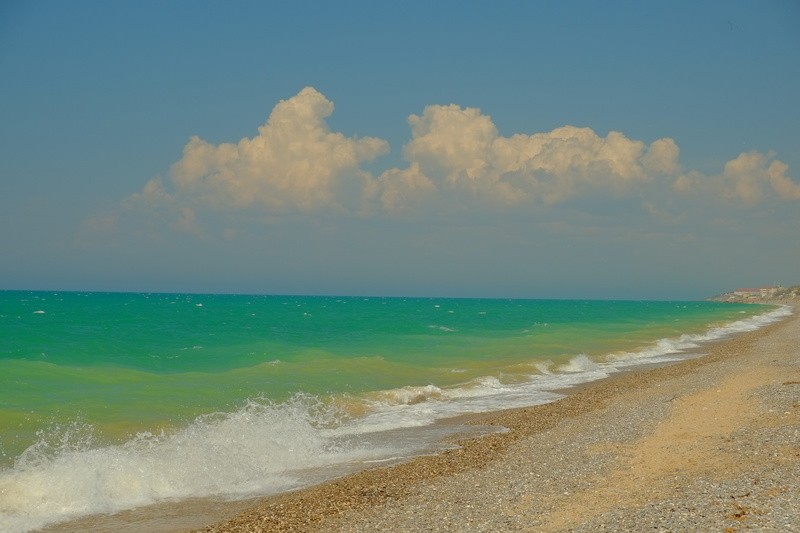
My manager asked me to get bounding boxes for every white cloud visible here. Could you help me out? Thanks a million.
[377,163,437,214]
[129,88,797,224]
[404,104,497,184]
[379,103,681,209]
[160,87,389,212]
[768,159,800,200]
[642,138,681,176]
[673,150,800,204]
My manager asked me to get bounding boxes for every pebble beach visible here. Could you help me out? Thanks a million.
[194,304,799,532]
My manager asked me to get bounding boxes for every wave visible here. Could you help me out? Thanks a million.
[605,304,792,366]
[0,395,405,533]
[0,304,790,532]
[427,324,456,332]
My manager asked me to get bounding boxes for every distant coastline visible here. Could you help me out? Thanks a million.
[708,284,799,304]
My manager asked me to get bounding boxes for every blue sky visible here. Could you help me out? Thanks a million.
[1,1,798,299]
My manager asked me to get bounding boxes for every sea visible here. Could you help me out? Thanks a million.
[0,291,790,532]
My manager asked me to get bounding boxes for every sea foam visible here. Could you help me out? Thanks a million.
[0,396,399,533]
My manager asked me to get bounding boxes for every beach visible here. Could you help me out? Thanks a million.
[7,295,787,533]
[188,305,800,532]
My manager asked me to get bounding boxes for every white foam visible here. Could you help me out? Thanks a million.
[607,304,792,368]
[367,384,445,406]
[0,396,401,533]
[556,354,602,373]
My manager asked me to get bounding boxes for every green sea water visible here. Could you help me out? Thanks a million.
[0,291,785,532]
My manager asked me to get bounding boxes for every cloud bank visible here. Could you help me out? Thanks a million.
[137,87,388,213]
[130,87,799,221]
[383,104,681,211]
[674,150,800,204]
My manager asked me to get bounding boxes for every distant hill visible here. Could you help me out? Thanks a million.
[709,285,799,303]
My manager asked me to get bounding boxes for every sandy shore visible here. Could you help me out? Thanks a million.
[191,305,799,532]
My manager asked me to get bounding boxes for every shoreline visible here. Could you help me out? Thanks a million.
[44,303,798,532]
[199,304,797,532]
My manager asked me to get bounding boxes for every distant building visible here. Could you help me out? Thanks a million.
[731,286,779,299]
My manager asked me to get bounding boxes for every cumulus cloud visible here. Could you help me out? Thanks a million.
[129,87,797,224]
[144,87,389,213]
[379,103,681,209]
[405,104,497,184]
[377,163,437,214]
[642,138,681,175]
[673,150,800,204]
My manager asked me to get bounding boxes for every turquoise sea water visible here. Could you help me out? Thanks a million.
[0,291,789,532]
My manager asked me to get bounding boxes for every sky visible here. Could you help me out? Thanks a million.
[1,1,799,300]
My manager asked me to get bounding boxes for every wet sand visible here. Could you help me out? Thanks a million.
[189,304,799,532]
